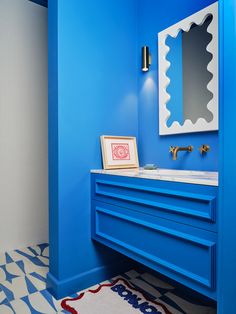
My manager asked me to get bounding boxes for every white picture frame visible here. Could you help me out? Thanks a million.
[158,2,218,135]
[100,136,139,170]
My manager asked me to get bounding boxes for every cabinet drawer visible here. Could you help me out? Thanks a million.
[91,174,218,232]
[92,201,217,300]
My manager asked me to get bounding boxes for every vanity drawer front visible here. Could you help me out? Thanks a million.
[91,174,218,232]
[92,201,217,300]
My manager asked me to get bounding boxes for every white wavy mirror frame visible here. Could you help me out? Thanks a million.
[158,2,218,135]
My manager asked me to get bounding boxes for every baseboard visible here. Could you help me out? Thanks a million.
[47,258,135,300]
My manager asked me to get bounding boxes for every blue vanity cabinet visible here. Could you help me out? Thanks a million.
[91,173,218,300]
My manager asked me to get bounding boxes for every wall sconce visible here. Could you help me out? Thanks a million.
[142,46,152,72]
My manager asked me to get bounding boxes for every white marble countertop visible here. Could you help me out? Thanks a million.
[91,168,219,186]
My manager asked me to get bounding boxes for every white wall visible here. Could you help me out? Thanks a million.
[0,0,48,253]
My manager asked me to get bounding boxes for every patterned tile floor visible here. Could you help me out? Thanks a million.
[0,244,217,313]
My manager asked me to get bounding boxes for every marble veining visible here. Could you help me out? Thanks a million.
[91,168,218,186]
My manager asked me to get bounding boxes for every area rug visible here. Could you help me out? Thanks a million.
[61,278,172,314]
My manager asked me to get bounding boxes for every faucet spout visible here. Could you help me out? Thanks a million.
[170,146,193,160]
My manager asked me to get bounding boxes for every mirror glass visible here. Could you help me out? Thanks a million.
[165,15,214,128]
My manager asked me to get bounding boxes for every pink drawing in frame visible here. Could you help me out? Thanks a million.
[111,143,131,161]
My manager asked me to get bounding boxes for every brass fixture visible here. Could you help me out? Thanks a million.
[199,144,210,154]
[170,146,193,160]
[142,46,152,72]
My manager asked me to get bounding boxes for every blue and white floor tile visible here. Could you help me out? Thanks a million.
[0,263,24,282]
[0,253,14,267]
[0,244,217,313]
[0,289,8,306]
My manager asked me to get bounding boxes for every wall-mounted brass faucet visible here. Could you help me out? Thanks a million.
[170,146,193,160]
[199,144,210,155]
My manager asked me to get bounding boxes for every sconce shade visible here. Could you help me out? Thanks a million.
[142,46,151,72]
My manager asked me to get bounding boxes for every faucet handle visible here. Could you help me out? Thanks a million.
[169,146,175,153]
[199,144,210,154]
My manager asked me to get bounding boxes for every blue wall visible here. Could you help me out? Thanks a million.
[137,0,219,171]
[218,0,236,312]
[48,0,138,298]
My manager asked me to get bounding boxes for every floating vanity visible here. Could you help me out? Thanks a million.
[91,169,218,300]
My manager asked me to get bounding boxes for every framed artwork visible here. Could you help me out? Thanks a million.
[100,136,139,170]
